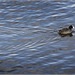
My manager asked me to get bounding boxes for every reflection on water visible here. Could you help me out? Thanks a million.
[59,33,73,37]
[0,1,75,74]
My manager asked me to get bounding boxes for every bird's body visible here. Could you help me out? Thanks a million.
[59,25,74,35]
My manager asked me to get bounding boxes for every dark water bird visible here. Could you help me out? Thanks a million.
[59,25,74,35]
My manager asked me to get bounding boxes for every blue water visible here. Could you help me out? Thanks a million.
[0,1,75,74]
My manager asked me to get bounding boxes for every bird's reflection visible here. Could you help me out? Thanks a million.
[59,33,73,37]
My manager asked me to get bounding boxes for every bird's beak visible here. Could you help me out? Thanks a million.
[72,26,75,31]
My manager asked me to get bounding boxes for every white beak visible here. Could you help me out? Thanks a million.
[73,26,74,28]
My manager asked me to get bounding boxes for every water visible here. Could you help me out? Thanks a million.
[0,1,75,74]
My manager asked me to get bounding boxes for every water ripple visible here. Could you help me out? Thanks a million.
[0,1,75,74]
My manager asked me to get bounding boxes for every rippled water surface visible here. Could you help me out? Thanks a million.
[0,1,75,74]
